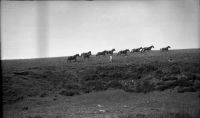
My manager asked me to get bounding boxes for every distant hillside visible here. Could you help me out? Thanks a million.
[2,49,200,104]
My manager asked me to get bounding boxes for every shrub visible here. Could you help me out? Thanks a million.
[175,79,193,87]
[156,69,163,74]
[33,115,43,118]
[62,83,80,90]
[136,113,146,118]
[193,81,200,91]
[137,64,157,74]
[123,80,155,93]
[40,92,47,97]
[142,80,155,93]
[162,76,177,81]
[170,65,181,74]
[27,115,43,118]
[156,84,170,91]
[177,87,196,93]
[163,111,199,118]
[59,89,80,96]
[53,98,57,101]
[81,80,108,91]
[118,110,200,118]
[22,106,28,110]
[107,80,123,89]
[198,92,200,98]
[81,86,91,93]
[187,73,197,81]
[156,78,194,91]
[118,113,135,118]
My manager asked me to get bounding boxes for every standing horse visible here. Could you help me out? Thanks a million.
[160,46,171,51]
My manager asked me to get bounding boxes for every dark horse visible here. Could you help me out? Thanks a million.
[105,49,116,55]
[81,51,92,59]
[131,47,142,53]
[117,49,130,55]
[67,54,80,62]
[96,51,107,57]
[141,45,154,52]
[160,46,171,51]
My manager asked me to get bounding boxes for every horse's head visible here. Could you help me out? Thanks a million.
[167,46,171,48]
[112,49,116,51]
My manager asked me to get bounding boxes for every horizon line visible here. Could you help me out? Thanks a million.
[1,48,199,61]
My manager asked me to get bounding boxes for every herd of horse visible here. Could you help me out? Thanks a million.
[67,45,171,62]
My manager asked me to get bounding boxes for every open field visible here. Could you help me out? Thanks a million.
[2,49,200,118]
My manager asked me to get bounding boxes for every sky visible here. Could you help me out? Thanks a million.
[1,0,199,59]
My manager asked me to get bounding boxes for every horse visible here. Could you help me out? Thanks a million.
[67,54,80,62]
[96,51,107,57]
[117,49,130,55]
[131,47,142,53]
[160,46,171,51]
[105,49,116,55]
[81,51,92,59]
[141,45,154,52]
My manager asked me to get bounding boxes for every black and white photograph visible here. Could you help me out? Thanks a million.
[1,0,200,118]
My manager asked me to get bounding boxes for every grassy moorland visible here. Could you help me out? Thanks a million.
[2,49,200,118]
